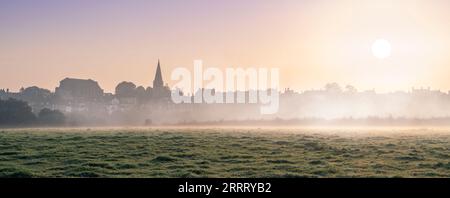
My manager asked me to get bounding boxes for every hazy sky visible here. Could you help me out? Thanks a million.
[0,0,449,93]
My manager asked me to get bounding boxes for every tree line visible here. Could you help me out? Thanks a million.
[0,98,65,126]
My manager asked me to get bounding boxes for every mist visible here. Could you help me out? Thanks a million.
[3,80,450,127]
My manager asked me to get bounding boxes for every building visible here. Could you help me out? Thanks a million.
[55,78,104,102]
[153,59,164,89]
[151,60,170,100]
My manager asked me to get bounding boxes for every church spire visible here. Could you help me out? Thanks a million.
[153,59,164,89]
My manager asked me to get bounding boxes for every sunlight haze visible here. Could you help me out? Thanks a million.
[0,0,449,93]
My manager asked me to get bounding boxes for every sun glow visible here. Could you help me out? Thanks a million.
[372,39,392,59]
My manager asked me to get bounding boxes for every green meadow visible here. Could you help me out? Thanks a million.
[0,127,449,178]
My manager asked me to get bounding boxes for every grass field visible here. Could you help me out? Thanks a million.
[0,127,449,178]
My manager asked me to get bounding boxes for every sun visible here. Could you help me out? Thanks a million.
[372,39,391,59]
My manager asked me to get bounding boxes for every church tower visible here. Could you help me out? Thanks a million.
[153,59,164,89]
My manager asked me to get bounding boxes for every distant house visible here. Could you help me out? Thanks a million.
[55,78,104,102]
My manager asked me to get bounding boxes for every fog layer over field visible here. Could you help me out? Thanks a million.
[4,82,450,126]
[67,85,450,126]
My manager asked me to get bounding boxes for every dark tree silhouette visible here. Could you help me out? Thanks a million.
[0,98,36,125]
[20,86,52,104]
[115,81,137,98]
[38,108,65,125]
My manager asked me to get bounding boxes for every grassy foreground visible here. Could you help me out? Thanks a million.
[0,127,449,178]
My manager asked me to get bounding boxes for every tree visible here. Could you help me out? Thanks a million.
[136,86,147,103]
[136,86,146,97]
[115,82,137,98]
[19,86,53,104]
[345,85,357,94]
[38,108,65,125]
[324,83,342,93]
[0,98,36,125]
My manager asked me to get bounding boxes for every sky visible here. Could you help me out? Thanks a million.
[0,0,449,93]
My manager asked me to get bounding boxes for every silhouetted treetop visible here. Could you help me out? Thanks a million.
[38,108,65,125]
[0,98,36,125]
[115,81,137,98]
